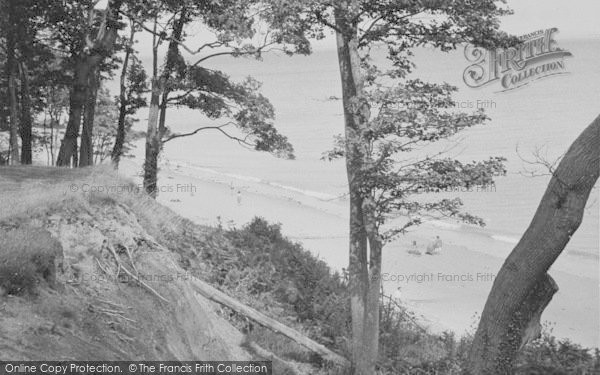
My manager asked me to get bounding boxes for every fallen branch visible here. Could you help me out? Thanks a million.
[106,243,170,304]
[189,277,349,367]
[95,257,111,276]
[97,298,131,310]
[245,341,304,375]
[99,309,137,323]
[124,245,139,275]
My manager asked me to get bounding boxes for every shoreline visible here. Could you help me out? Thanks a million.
[119,159,599,348]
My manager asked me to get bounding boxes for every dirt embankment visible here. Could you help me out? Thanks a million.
[0,199,250,361]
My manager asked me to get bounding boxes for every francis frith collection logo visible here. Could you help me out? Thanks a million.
[463,28,572,92]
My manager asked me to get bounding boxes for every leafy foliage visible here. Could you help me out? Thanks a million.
[93,86,144,163]
[117,53,148,116]
[283,0,515,240]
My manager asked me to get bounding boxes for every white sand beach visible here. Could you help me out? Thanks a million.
[120,159,599,348]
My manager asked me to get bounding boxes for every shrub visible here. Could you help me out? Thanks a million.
[516,332,600,374]
[196,217,352,352]
[0,226,62,296]
[186,216,600,373]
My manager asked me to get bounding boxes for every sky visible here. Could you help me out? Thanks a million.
[306,0,600,49]
[501,0,599,39]
[97,0,599,54]
[93,0,599,66]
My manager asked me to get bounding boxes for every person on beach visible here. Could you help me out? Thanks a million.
[426,236,442,255]
[426,237,435,255]
[394,287,402,301]
[230,182,234,196]
[433,235,443,253]
[408,240,421,256]
[236,190,242,205]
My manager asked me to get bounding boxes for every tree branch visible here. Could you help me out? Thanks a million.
[162,122,253,148]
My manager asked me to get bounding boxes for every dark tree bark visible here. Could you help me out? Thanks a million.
[334,3,379,374]
[56,0,123,167]
[467,115,600,374]
[5,2,20,165]
[18,62,33,164]
[56,62,88,167]
[79,68,100,167]
[111,26,136,168]
[143,10,187,197]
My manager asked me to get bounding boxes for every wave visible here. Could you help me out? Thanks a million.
[567,249,600,260]
[167,159,340,201]
[424,220,462,231]
[490,234,520,245]
[268,182,338,201]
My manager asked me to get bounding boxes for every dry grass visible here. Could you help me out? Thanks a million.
[0,165,185,236]
[0,226,63,296]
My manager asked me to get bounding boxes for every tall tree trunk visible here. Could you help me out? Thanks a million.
[143,10,187,197]
[57,62,89,167]
[334,4,377,374]
[0,113,7,165]
[79,68,99,167]
[57,0,123,167]
[5,12,20,165]
[111,27,135,168]
[467,115,600,374]
[19,62,33,165]
[144,76,161,197]
[50,116,57,166]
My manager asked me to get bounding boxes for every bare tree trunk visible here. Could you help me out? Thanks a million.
[111,26,136,168]
[79,68,99,167]
[57,63,88,167]
[143,18,162,198]
[143,10,187,197]
[19,62,33,165]
[50,117,57,166]
[158,88,169,142]
[334,3,378,374]
[5,14,20,165]
[467,115,600,374]
[144,77,161,197]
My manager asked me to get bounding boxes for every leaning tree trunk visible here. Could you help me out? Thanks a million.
[18,62,33,165]
[334,4,378,374]
[467,115,600,374]
[79,68,99,167]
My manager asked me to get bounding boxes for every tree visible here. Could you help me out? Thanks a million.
[268,1,516,373]
[466,115,600,374]
[37,86,69,166]
[13,0,49,165]
[91,85,143,164]
[111,21,147,168]
[131,0,307,197]
[1,0,21,165]
[0,0,71,165]
[53,0,125,167]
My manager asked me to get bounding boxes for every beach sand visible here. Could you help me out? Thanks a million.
[119,159,599,348]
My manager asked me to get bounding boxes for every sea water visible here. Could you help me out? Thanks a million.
[140,38,598,261]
